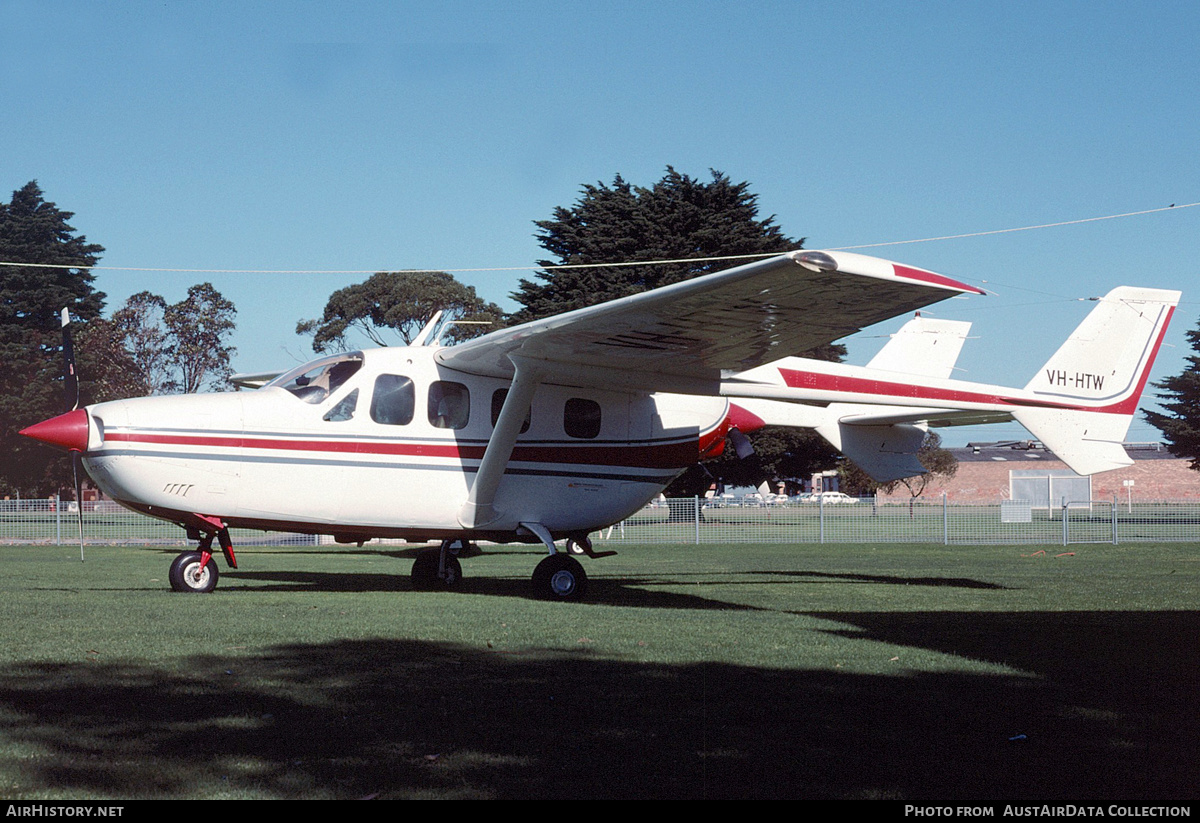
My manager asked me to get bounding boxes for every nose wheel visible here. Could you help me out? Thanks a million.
[169,551,219,593]
[169,518,236,593]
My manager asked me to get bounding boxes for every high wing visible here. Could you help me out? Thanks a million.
[438,250,984,394]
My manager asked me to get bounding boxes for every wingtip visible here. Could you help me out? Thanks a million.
[892,263,987,296]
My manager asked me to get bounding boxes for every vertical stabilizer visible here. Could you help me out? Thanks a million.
[866,315,972,379]
[1013,287,1180,475]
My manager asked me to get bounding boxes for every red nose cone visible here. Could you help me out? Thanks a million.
[20,408,90,452]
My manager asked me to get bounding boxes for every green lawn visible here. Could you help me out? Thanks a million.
[0,541,1197,799]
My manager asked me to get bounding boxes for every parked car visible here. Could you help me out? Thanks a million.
[805,491,858,505]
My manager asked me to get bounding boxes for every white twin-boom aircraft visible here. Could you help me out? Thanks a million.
[20,250,1181,599]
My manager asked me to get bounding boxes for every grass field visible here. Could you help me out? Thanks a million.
[0,540,1197,800]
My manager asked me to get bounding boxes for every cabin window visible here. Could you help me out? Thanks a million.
[370,375,415,425]
[323,389,358,422]
[268,353,364,404]
[490,389,531,433]
[564,398,601,439]
[428,381,470,429]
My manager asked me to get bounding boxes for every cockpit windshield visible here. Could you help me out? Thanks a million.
[265,353,364,404]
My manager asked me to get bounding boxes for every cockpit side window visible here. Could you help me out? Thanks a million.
[323,389,358,422]
[370,375,415,425]
[267,354,364,405]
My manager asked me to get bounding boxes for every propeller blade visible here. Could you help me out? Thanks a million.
[727,427,756,460]
[727,427,777,499]
[72,453,85,562]
[62,307,83,559]
[61,307,79,413]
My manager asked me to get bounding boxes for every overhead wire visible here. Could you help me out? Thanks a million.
[0,201,1196,277]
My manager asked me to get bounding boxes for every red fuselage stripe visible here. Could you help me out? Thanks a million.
[102,430,713,470]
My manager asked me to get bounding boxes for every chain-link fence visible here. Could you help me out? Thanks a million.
[595,496,1200,546]
[0,498,318,546]
[2,495,1197,546]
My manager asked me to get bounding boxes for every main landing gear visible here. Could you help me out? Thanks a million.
[526,529,614,601]
[411,539,466,590]
[169,518,237,593]
[410,532,612,600]
[532,553,588,600]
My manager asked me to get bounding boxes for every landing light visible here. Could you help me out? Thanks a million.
[792,251,839,272]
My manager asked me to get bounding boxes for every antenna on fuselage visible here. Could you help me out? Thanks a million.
[410,311,444,347]
[433,320,492,346]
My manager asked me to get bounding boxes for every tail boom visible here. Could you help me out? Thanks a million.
[719,286,1180,478]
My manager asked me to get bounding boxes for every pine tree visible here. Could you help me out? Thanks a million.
[1145,317,1200,470]
[0,181,106,495]
[512,168,803,322]
[513,168,844,494]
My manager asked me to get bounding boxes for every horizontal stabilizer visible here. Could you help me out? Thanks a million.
[1011,408,1134,475]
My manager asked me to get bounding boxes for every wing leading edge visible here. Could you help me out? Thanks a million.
[438,250,983,394]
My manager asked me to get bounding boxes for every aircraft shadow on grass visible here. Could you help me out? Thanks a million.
[213,568,757,611]
[767,569,1010,589]
[153,545,1007,605]
[0,610,1196,800]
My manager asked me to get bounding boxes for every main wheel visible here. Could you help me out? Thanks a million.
[169,551,219,593]
[411,548,463,589]
[565,535,592,555]
[532,554,588,600]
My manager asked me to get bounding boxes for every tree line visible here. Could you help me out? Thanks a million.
[5,172,1198,500]
[0,182,238,496]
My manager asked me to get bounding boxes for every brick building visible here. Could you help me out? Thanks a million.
[874,442,1200,504]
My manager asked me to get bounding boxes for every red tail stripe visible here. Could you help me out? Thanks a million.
[778,302,1172,417]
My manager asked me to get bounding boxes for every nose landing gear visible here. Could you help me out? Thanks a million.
[169,516,236,593]
[168,550,219,593]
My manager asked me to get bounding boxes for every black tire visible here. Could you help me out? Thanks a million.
[411,548,462,589]
[169,551,219,593]
[532,554,588,600]
[565,534,592,556]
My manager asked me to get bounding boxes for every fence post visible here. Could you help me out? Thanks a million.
[55,494,61,544]
[1112,493,1119,545]
[819,495,825,543]
[942,492,948,545]
[694,496,700,545]
[1062,498,1068,546]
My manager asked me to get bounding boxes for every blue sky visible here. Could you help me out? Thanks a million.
[4,1,1198,445]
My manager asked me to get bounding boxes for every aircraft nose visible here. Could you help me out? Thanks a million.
[20,408,91,452]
